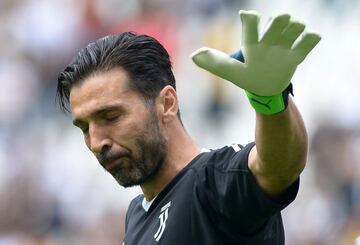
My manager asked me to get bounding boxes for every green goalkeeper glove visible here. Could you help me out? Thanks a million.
[192,10,321,115]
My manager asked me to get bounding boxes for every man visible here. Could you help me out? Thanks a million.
[57,10,320,245]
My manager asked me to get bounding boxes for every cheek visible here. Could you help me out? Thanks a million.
[112,120,143,143]
[112,107,153,145]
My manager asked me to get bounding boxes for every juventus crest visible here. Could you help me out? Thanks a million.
[154,201,171,242]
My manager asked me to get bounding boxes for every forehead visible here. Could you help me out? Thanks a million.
[69,68,141,119]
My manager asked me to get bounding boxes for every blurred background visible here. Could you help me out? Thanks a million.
[1,0,360,244]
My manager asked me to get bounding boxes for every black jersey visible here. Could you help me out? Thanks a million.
[123,143,299,245]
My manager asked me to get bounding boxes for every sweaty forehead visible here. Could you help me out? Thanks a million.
[69,68,137,118]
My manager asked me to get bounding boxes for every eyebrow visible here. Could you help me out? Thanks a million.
[72,104,125,127]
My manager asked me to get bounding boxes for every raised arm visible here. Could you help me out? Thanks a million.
[191,10,321,197]
[248,98,307,197]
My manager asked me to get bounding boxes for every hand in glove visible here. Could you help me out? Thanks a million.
[192,10,321,115]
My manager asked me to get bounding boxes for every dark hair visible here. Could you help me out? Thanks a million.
[56,32,180,118]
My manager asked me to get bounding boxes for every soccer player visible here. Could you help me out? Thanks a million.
[56,10,320,245]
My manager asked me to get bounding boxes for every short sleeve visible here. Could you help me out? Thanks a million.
[194,142,299,235]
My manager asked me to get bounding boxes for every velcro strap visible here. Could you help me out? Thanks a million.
[246,84,293,115]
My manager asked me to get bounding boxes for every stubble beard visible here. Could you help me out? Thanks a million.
[112,111,167,188]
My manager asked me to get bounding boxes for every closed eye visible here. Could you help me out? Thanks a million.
[72,104,126,132]
[103,113,121,123]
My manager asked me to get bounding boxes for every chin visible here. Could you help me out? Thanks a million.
[113,174,145,188]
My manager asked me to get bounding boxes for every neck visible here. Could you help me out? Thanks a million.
[140,126,200,201]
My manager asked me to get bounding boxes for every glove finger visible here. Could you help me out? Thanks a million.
[260,14,291,45]
[192,47,246,84]
[293,32,321,63]
[239,10,260,45]
[278,20,305,48]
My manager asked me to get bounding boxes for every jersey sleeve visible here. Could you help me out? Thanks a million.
[194,142,299,235]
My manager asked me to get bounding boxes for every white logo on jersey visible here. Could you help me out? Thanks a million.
[154,201,171,242]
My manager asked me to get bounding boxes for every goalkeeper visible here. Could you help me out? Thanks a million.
[57,10,320,245]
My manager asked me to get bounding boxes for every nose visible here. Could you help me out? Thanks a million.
[87,123,112,154]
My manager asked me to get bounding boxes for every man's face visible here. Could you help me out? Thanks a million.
[69,68,166,187]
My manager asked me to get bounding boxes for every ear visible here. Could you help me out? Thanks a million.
[157,85,179,124]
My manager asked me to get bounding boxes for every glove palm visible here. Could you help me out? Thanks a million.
[192,10,321,96]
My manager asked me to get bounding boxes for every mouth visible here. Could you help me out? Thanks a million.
[99,150,130,172]
[105,156,127,171]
